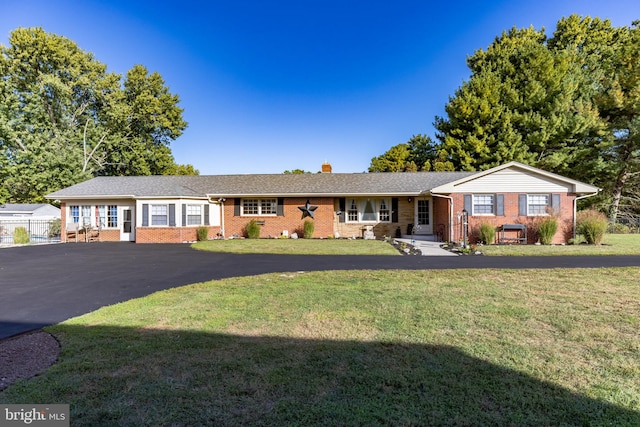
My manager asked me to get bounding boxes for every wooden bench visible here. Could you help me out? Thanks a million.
[498,224,527,244]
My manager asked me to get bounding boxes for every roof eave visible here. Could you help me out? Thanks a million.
[206,192,422,198]
[46,194,136,200]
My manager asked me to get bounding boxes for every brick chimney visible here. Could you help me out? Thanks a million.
[321,161,332,173]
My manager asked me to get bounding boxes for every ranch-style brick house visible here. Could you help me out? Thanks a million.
[46,161,599,245]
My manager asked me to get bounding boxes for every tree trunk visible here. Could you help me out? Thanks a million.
[610,168,627,224]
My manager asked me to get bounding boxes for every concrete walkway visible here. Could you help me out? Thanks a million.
[394,238,458,256]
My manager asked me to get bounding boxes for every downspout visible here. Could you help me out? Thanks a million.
[431,193,453,242]
[573,191,599,239]
[219,198,225,238]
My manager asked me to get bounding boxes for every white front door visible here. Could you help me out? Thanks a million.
[121,207,135,241]
[414,197,433,235]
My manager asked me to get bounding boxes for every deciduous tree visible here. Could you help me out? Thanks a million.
[0,28,195,203]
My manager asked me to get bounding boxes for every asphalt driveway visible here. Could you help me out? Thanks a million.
[1,242,639,339]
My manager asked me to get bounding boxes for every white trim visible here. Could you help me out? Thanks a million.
[240,198,278,217]
[344,197,392,224]
[413,197,433,235]
[471,194,495,216]
[431,161,600,194]
[526,194,551,216]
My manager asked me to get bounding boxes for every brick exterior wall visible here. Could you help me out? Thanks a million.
[60,202,67,237]
[60,192,577,244]
[333,198,449,240]
[224,197,334,239]
[450,193,575,244]
[98,230,121,242]
[432,197,450,241]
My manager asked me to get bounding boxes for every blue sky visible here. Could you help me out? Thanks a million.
[3,1,639,175]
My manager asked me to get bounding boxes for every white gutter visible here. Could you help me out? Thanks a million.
[430,193,453,242]
[219,198,225,238]
[573,191,599,239]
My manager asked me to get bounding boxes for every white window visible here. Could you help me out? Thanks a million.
[187,205,202,225]
[243,199,259,215]
[379,199,390,222]
[261,199,277,215]
[473,194,495,215]
[528,194,550,215]
[347,199,358,222]
[81,205,91,226]
[96,205,117,227]
[69,205,80,223]
[242,198,277,216]
[97,205,106,227]
[362,199,376,221]
[346,198,392,223]
[107,205,118,227]
[151,205,168,225]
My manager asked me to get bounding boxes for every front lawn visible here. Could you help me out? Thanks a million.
[480,233,640,256]
[2,268,639,425]
[192,238,400,255]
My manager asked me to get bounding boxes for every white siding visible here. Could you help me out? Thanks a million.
[209,203,221,226]
[135,199,221,227]
[452,169,572,193]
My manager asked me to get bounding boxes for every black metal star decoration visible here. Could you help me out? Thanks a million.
[298,200,318,219]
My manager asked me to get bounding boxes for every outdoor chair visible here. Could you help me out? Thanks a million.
[65,223,80,243]
[88,226,101,242]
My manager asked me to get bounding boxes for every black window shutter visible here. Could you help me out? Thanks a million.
[551,194,561,212]
[204,204,210,225]
[391,197,399,223]
[277,198,284,216]
[181,204,187,226]
[338,198,346,223]
[234,198,241,216]
[169,204,176,226]
[142,204,149,226]
[463,194,472,215]
[496,194,505,216]
[518,194,527,216]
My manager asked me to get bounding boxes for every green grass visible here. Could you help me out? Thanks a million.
[480,233,640,256]
[192,238,400,255]
[2,268,639,425]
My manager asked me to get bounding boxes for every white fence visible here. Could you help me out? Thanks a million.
[0,218,61,246]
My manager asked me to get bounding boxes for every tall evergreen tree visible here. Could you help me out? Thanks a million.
[550,16,640,222]
[434,25,604,175]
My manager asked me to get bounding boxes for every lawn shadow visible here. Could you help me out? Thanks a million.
[2,325,638,426]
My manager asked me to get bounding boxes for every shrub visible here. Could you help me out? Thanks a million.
[576,209,608,245]
[478,222,496,245]
[196,226,209,241]
[13,227,30,244]
[537,217,558,245]
[303,220,315,238]
[609,222,631,234]
[245,220,261,239]
[48,218,61,238]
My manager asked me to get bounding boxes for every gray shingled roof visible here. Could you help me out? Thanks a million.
[46,172,476,200]
[1,203,47,211]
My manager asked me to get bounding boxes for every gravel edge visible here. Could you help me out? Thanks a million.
[0,331,61,392]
